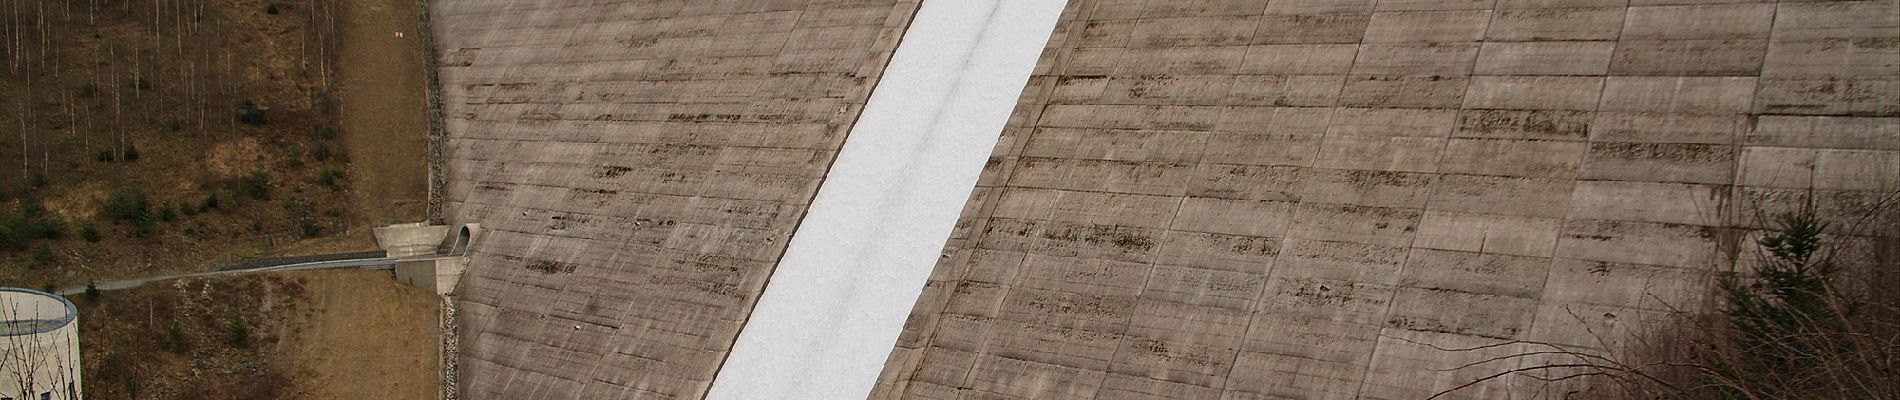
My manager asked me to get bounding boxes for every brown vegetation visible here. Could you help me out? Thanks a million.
[75,269,439,400]
[0,0,377,289]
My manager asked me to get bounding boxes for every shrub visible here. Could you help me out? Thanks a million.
[237,100,268,125]
[31,244,56,266]
[81,223,100,242]
[84,280,99,299]
[166,320,188,354]
[123,144,140,161]
[264,3,279,14]
[317,168,346,191]
[285,147,304,168]
[226,317,250,346]
[201,192,221,211]
[104,187,151,222]
[299,219,322,237]
[96,150,115,163]
[15,201,67,239]
[131,214,156,238]
[0,225,23,251]
[240,170,271,200]
[311,144,332,161]
[159,203,177,222]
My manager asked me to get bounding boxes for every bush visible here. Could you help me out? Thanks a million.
[159,203,177,222]
[123,144,140,161]
[84,280,99,299]
[299,219,322,237]
[81,223,100,242]
[317,168,345,191]
[0,225,22,251]
[311,144,332,161]
[15,201,66,239]
[239,170,271,200]
[264,3,279,14]
[166,320,188,354]
[31,243,56,266]
[226,317,250,346]
[285,147,304,168]
[131,214,156,238]
[104,187,151,222]
[0,201,69,250]
[237,100,268,125]
[96,150,115,163]
[201,192,221,211]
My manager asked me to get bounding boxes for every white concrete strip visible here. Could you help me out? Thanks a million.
[705,1,1065,398]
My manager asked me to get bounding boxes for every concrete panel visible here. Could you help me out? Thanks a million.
[1240,44,1361,74]
[1252,14,1372,44]
[1362,10,1493,43]
[1438,138,1587,178]
[1339,75,1472,108]
[1746,116,1900,151]
[1622,4,1774,40]
[1581,142,1736,184]
[1353,43,1482,75]
[1486,7,1626,41]
[1474,41,1616,75]
[1609,39,1769,76]
[1598,76,1756,114]
[1463,76,1605,111]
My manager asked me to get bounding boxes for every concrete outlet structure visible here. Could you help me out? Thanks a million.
[381,223,483,296]
[1,288,82,400]
[376,223,456,258]
[425,0,1900,398]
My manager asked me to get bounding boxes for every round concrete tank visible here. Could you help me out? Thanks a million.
[1,288,81,400]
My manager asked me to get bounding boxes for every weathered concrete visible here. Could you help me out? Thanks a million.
[430,1,923,398]
[0,288,82,400]
[870,0,1900,399]
[375,223,454,257]
[425,0,1899,399]
[397,257,468,296]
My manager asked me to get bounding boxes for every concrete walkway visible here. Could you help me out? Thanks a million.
[57,253,401,296]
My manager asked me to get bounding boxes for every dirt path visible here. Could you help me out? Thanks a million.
[286,269,442,400]
[336,0,431,227]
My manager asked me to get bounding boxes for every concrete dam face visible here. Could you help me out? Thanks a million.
[430,0,1899,398]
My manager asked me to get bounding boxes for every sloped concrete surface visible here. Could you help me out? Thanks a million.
[708,1,1066,398]
[871,0,1898,399]
[431,1,922,398]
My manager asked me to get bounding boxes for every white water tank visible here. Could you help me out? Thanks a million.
[0,288,82,400]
